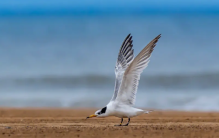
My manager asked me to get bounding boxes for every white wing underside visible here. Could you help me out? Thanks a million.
[114,34,161,106]
[111,34,134,101]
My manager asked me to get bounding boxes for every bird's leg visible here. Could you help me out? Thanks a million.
[114,118,123,126]
[123,118,130,126]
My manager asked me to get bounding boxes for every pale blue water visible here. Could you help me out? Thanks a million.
[0,14,219,111]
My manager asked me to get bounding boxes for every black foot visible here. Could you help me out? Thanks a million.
[114,124,122,126]
[122,118,130,126]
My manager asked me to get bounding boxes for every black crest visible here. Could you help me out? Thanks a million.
[100,107,107,114]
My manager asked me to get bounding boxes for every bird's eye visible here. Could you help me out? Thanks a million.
[98,112,101,115]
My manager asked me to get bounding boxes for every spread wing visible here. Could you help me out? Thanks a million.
[111,34,134,101]
[115,34,161,106]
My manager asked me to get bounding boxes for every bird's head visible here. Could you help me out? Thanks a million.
[86,106,108,119]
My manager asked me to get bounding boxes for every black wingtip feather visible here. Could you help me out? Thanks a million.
[120,34,133,52]
[149,34,161,53]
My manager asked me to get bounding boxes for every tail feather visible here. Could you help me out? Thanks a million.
[145,110,154,114]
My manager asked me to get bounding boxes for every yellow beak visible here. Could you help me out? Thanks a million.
[86,114,97,119]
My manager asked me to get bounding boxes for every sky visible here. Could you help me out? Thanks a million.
[0,0,219,14]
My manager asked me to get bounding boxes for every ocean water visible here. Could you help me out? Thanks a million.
[0,14,219,111]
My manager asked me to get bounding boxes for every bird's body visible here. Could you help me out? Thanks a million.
[87,34,161,126]
[104,101,145,118]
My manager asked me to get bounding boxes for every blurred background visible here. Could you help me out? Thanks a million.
[0,0,219,111]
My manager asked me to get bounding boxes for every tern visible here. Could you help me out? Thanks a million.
[87,34,161,126]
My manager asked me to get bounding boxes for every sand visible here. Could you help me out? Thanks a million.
[0,108,218,138]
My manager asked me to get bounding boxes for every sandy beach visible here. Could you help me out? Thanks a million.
[0,108,218,138]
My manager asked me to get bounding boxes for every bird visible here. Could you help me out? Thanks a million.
[86,33,161,126]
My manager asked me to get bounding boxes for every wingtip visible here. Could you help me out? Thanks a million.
[153,34,161,43]
[127,33,131,38]
[130,36,133,40]
[157,34,161,39]
[125,33,132,41]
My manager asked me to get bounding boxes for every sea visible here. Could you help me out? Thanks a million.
[0,13,219,111]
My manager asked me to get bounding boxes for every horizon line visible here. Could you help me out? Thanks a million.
[0,8,219,16]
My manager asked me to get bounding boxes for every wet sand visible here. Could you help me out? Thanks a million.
[0,108,218,138]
